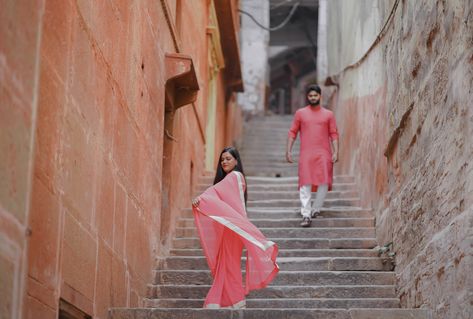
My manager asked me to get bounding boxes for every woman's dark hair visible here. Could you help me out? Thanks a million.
[213,146,247,204]
[306,84,321,95]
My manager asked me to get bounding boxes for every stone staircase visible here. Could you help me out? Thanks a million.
[109,116,430,319]
[240,115,299,177]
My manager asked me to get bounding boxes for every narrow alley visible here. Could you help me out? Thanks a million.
[110,116,430,318]
[1,1,472,319]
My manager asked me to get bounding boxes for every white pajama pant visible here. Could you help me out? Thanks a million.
[300,184,328,218]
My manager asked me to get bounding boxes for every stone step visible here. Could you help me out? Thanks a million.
[153,270,396,286]
[244,120,292,124]
[194,190,359,201]
[247,190,360,201]
[241,152,299,157]
[244,122,293,126]
[241,157,300,164]
[244,122,293,127]
[245,171,300,178]
[244,168,298,174]
[246,176,355,184]
[247,183,357,192]
[244,167,300,175]
[247,198,362,208]
[169,248,380,258]
[243,131,292,136]
[109,308,432,319]
[241,140,298,145]
[241,151,297,156]
[197,175,354,185]
[172,238,377,250]
[244,127,292,132]
[241,163,299,169]
[244,120,293,125]
[243,162,300,168]
[346,309,432,319]
[159,257,392,271]
[241,148,297,153]
[241,149,297,155]
[175,227,375,239]
[243,131,292,135]
[243,139,298,144]
[243,134,292,138]
[180,207,374,219]
[242,144,299,150]
[177,217,375,228]
[147,284,396,299]
[245,117,293,122]
[196,183,358,194]
[144,298,400,309]
[247,208,372,219]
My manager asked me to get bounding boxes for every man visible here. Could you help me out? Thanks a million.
[286,85,339,227]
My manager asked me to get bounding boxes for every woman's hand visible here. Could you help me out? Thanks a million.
[192,197,200,207]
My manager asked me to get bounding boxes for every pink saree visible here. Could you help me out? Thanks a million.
[193,171,279,308]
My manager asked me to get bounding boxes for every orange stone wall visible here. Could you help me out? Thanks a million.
[0,1,243,318]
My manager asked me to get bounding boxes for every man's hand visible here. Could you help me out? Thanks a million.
[332,153,338,163]
[286,151,294,163]
[192,197,200,207]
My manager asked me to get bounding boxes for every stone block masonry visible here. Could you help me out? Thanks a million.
[320,0,473,318]
[0,0,244,318]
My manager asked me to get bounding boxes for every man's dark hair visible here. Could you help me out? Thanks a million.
[306,85,321,95]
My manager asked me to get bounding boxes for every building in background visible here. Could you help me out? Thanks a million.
[268,0,318,115]
[238,0,270,116]
[0,1,243,318]
[238,0,319,116]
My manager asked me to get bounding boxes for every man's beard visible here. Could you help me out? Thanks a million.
[309,99,320,106]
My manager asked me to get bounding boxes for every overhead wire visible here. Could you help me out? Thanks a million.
[270,0,296,10]
[238,2,300,32]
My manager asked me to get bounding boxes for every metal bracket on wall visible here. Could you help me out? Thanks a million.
[165,53,200,111]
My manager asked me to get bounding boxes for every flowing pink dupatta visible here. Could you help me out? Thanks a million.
[193,171,279,308]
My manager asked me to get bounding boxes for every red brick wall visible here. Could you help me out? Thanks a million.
[0,1,243,318]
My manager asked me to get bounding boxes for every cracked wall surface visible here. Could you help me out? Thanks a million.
[321,1,473,318]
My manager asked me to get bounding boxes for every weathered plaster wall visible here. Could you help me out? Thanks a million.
[322,0,391,208]
[238,0,270,115]
[322,1,473,318]
[0,1,243,318]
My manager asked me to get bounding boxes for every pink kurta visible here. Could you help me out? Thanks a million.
[193,171,279,308]
[288,105,339,191]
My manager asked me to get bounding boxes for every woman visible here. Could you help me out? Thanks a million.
[192,146,279,309]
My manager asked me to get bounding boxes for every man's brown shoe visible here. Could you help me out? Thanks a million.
[311,210,321,218]
[300,217,311,227]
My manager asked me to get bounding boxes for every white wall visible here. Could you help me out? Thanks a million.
[238,0,270,115]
